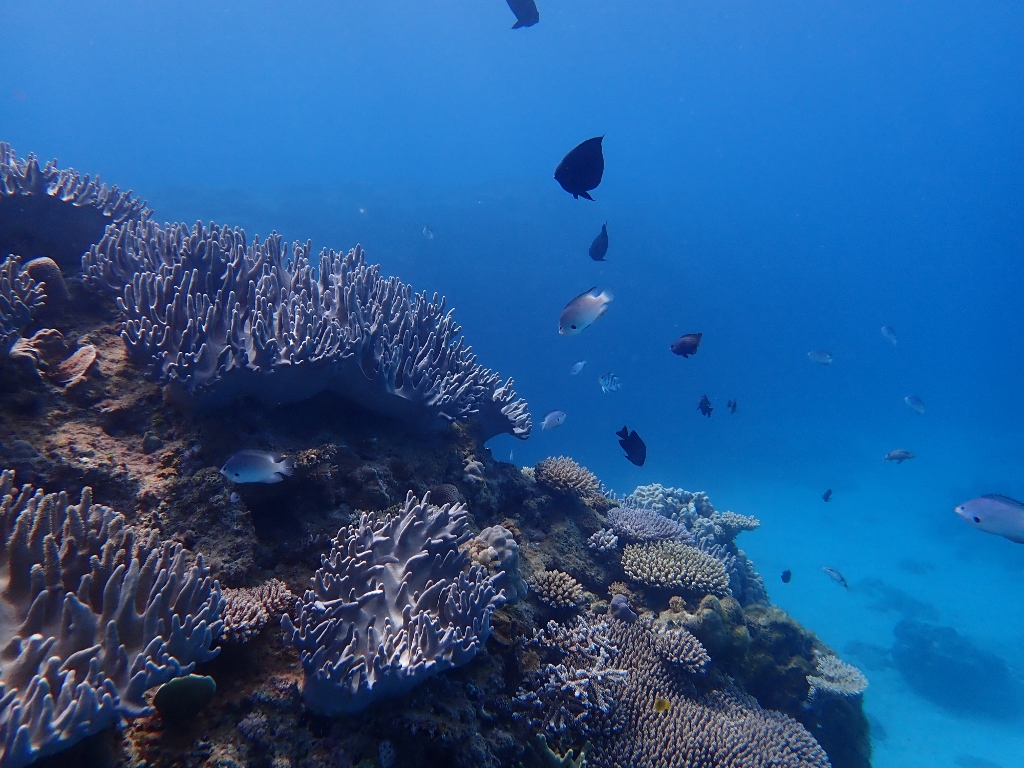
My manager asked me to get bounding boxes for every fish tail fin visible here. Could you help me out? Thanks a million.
[601,289,614,302]
[512,21,524,28]
[580,192,595,201]
[281,455,295,477]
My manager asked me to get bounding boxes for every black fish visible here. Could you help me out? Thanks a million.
[589,223,609,261]
[505,0,539,28]
[555,136,604,200]
[616,425,646,466]
[670,332,702,357]
[822,488,832,502]
[697,394,713,417]
[727,399,737,414]
[781,569,792,584]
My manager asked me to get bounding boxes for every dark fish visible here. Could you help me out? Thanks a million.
[781,569,792,584]
[555,136,604,200]
[822,566,849,589]
[727,399,737,414]
[884,449,915,464]
[505,0,539,28]
[616,425,646,466]
[589,223,609,261]
[697,394,713,417]
[822,489,832,502]
[670,332,702,358]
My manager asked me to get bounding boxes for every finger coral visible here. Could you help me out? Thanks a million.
[534,456,601,501]
[282,492,504,715]
[0,257,44,357]
[621,541,731,598]
[0,470,223,768]
[531,570,585,608]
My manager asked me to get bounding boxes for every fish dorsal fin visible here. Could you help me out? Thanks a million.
[981,494,1024,509]
[571,286,599,303]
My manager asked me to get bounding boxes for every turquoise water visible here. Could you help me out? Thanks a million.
[4,3,1023,766]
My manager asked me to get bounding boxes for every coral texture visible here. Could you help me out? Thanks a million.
[464,524,528,604]
[22,257,67,315]
[587,528,619,553]
[807,653,868,699]
[82,220,530,440]
[0,257,44,356]
[220,578,296,644]
[607,505,693,543]
[531,570,585,608]
[621,541,731,597]
[656,627,711,674]
[534,456,601,500]
[0,470,223,768]
[282,492,504,714]
[0,143,148,271]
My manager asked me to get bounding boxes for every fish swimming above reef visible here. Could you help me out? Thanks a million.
[589,223,609,261]
[569,360,587,375]
[884,449,915,464]
[822,488,832,502]
[599,372,621,393]
[954,495,1024,544]
[559,286,613,334]
[781,569,792,584]
[697,394,713,417]
[505,0,539,28]
[616,425,647,466]
[904,395,925,415]
[881,325,898,346]
[653,697,672,713]
[554,136,605,200]
[541,410,566,430]
[807,349,833,365]
[727,399,737,414]
[823,566,849,589]
[670,332,702,358]
[220,450,294,484]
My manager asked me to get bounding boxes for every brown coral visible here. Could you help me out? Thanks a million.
[621,541,731,597]
[534,456,601,501]
[532,569,584,608]
[220,579,296,643]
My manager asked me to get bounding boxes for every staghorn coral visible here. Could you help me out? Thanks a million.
[531,570,585,608]
[463,524,527,604]
[0,256,44,357]
[83,220,530,440]
[0,143,147,271]
[0,470,223,768]
[655,627,711,674]
[607,506,693,543]
[807,653,868,700]
[621,541,731,597]
[282,492,503,715]
[220,578,296,644]
[534,456,600,501]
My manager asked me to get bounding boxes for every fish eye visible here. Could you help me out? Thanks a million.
[973,516,981,523]
[571,324,577,330]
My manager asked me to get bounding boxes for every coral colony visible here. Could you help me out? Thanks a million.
[0,145,870,768]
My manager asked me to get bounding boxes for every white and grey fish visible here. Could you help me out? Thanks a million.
[569,360,587,375]
[559,286,613,335]
[599,372,621,394]
[822,566,849,589]
[220,450,294,484]
[541,410,567,430]
[880,325,898,346]
[883,449,915,464]
[954,495,1024,544]
[807,349,833,365]
[904,395,925,415]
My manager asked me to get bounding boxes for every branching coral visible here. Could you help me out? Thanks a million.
[588,528,619,553]
[532,570,585,608]
[607,506,693,543]
[0,257,44,357]
[621,541,731,598]
[282,492,503,714]
[807,652,868,699]
[220,579,295,644]
[82,220,530,440]
[534,457,601,501]
[0,470,223,768]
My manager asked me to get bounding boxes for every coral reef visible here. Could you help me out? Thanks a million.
[464,524,528,604]
[0,256,44,356]
[220,578,296,643]
[534,457,601,502]
[606,505,692,543]
[807,652,868,699]
[0,470,222,768]
[531,570,585,609]
[621,541,731,598]
[587,528,618,553]
[282,492,504,714]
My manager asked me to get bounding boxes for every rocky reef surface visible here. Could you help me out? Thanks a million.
[0,146,870,768]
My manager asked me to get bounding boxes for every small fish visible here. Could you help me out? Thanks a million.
[220,450,294,484]
[599,372,621,394]
[569,361,587,375]
[653,697,672,713]
[954,495,1024,544]
[559,286,613,334]
[697,394,713,418]
[589,223,609,261]
[554,136,605,200]
[904,395,925,415]
[781,569,792,584]
[422,225,434,240]
[822,489,832,502]
[616,425,647,467]
[541,410,567,430]
[505,0,539,29]
[807,349,833,365]
[670,332,702,358]
[884,449,915,464]
[822,566,849,589]
[229,491,241,503]
[881,325,897,346]
[509,449,514,462]
[727,399,737,414]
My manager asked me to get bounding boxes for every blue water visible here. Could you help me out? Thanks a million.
[4,2,1023,766]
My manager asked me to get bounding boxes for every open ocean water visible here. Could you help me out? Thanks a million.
[3,2,1023,767]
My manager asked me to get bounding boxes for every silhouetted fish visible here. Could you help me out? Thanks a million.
[884,449,915,464]
[220,450,294,484]
[617,425,646,466]
[955,495,1024,544]
[559,286,613,334]
[881,325,898,346]
[781,569,792,584]
[670,333,702,358]
[727,399,737,414]
[823,566,849,589]
[589,223,609,261]
[904,395,925,415]
[555,136,604,200]
[822,488,832,502]
[807,349,833,365]
[505,0,539,28]
[697,394,713,417]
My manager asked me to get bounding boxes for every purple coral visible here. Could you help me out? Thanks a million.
[607,505,693,543]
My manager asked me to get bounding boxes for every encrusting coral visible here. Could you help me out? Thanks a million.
[621,540,731,598]
[0,470,223,768]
